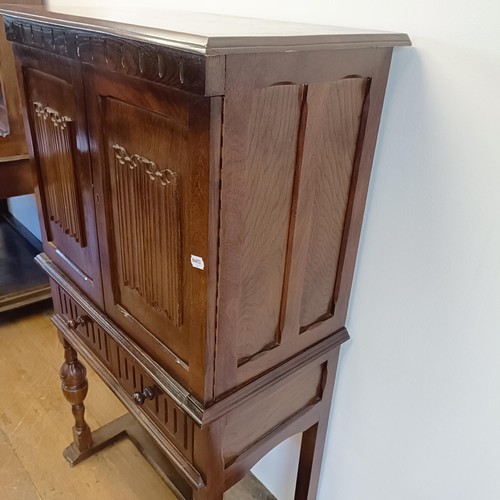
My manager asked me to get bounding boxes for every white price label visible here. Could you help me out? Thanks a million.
[190,255,205,270]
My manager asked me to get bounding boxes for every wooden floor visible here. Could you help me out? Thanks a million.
[0,303,275,500]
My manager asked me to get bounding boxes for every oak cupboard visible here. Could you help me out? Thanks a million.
[0,6,410,499]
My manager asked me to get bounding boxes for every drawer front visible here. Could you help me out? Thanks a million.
[54,283,113,369]
[53,283,195,461]
[113,346,194,460]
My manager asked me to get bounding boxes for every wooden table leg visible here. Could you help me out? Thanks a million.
[295,347,341,499]
[295,420,329,500]
[59,337,93,456]
[59,336,130,466]
[192,420,225,500]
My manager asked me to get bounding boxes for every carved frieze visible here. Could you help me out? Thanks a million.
[3,16,211,95]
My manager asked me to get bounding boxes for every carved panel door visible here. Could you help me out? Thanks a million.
[84,67,212,399]
[17,47,103,305]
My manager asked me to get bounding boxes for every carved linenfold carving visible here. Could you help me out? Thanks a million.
[33,101,71,128]
[32,101,86,246]
[112,144,177,185]
[112,144,183,327]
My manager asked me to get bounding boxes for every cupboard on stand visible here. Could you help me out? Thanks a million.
[0,6,410,499]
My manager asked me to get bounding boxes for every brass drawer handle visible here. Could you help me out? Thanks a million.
[133,386,155,406]
[66,315,86,329]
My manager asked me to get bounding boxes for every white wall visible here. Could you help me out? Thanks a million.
[7,194,41,240]
[47,1,500,499]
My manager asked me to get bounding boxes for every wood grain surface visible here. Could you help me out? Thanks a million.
[299,77,368,328]
[235,84,303,363]
[0,304,176,500]
[1,6,411,58]
[5,10,407,497]
[32,99,85,246]
[0,304,275,499]
[107,100,185,329]
[83,66,213,399]
[0,0,40,159]
[16,46,104,306]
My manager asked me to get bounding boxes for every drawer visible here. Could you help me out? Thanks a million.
[54,283,112,369]
[113,345,195,461]
[53,284,195,461]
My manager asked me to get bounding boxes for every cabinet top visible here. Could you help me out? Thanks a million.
[0,6,410,55]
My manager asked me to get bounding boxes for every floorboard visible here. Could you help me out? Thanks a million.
[0,303,276,499]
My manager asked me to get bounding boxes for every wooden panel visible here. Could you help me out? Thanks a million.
[227,84,304,364]
[32,101,85,246]
[0,156,32,198]
[222,49,394,393]
[103,96,187,352]
[85,66,213,400]
[2,7,411,57]
[217,73,368,389]
[223,361,325,465]
[112,143,182,327]
[17,47,103,306]
[0,1,40,159]
[153,390,194,459]
[299,77,368,328]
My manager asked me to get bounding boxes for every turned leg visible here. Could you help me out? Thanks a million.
[58,335,132,466]
[60,338,93,453]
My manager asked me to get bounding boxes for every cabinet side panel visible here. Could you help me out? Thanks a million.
[299,78,368,328]
[222,361,325,465]
[224,84,304,363]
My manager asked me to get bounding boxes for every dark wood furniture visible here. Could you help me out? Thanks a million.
[1,6,410,499]
[0,201,50,312]
[0,0,50,312]
[0,0,42,196]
